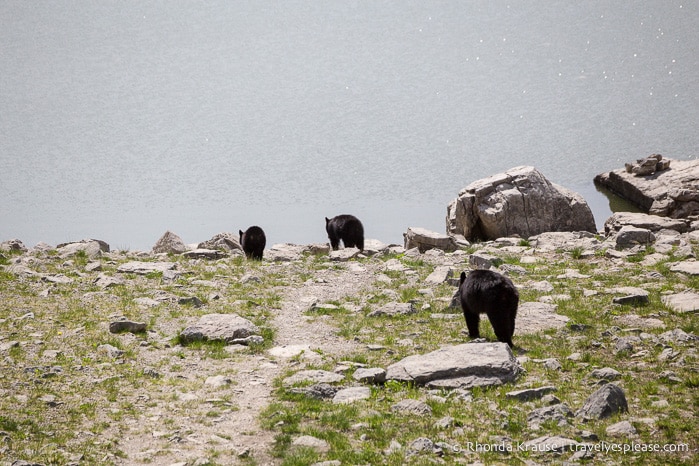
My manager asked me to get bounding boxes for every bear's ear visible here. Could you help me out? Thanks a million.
[460,271,466,284]
[239,230,244,235]
[325,217,330,224]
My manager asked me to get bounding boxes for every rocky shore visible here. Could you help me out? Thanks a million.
[1,159,698,465]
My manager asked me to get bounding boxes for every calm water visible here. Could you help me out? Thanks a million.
[2,1,698,249]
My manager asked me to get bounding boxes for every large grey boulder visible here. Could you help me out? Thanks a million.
[385,342,522,388]
[604,212,689,235]
[198,232,242,252]
[56,239,109,258]
[179,313,260,344]
[594,156,699,218]
[447,166,596,241]
[152,231,188,254]
[576,383,628,420]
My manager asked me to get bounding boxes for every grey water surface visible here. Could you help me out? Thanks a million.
[1,1,697,249]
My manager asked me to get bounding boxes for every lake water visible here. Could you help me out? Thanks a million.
[2,1,698,250]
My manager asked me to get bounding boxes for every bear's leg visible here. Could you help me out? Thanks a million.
[329,236,340,250]
[342,236,356,248]
[463,309,481,339]
[488,311,514,347]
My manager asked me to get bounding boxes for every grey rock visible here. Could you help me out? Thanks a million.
[424,266,453,285]
[407,437,442,455]
[615,336,641,353]
[288,383,340,399]
[386,342,522,387]
[516,302,570,333]
[447,166,596,241]
[197,232,242,251]
[576,383,628,420]
[183,248,226,259]
[595,157,699,218]
[669,260,699,276]
[117,261,176,275]
[228,335,263,346]
[529,231,601,252]
[0,238,28,252]
[468,253,502,269]
[97,344,124,359]
[527,403,573,429]
[94,273,125,289]
[404,227,457,252]
[606,420,637,437]
[152,230,188,254]
[590,367,621,381]
[659,328,698,344]
[506,386,556,401]
[609,213,691,236]
[328,247,360,261]
[109,320,147,334]
[611,287,650,305]
[42,273,74,284]
[57,239,108,258]
[178,296,203,307]
[614,226,656,247]
[332,386,371,404]
[283,370,344,386]
[542,358,563,371]
[266,243,305,262]
[179,313,260,344]
[352,367,387,384]
[391,399,433,416]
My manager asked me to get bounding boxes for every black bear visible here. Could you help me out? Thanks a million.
[459,269,519,347]
[325,214,364,251]
[239,226,266,260]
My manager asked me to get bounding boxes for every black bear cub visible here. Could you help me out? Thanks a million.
[325,214,364,251]
[239,226,266,260]
[459,269,519,347]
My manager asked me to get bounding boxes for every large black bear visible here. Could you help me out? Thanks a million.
[239,226,266,260]
[325,214,364,251]
[459,269,519,347]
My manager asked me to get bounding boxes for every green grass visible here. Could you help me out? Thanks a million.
[1,241,697,465]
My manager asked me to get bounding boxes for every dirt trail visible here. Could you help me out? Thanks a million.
[117,261,379,465]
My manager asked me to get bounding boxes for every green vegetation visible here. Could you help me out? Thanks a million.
[0,240,697,465]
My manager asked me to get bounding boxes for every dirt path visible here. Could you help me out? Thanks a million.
[116,261,379,465]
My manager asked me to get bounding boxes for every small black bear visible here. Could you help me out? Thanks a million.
[239,226,266,260]
[325,214,364,251]
[459,269,519,347]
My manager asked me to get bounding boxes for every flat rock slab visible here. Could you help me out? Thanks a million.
[117,261,176,275]
[179,313,260,344]
[669,261,699,276]
[385,342,521,387]
[662,292,699,313]
[332,386,371,404]
[516,302,570,333]
[404,227,457,253]
[594,158,699,218]
[268,344,321,360]
[182,248,226,259]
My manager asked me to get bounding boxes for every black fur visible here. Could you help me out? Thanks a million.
[239,226,266,260]
[459,269,519,347]
[325,214,364,251]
